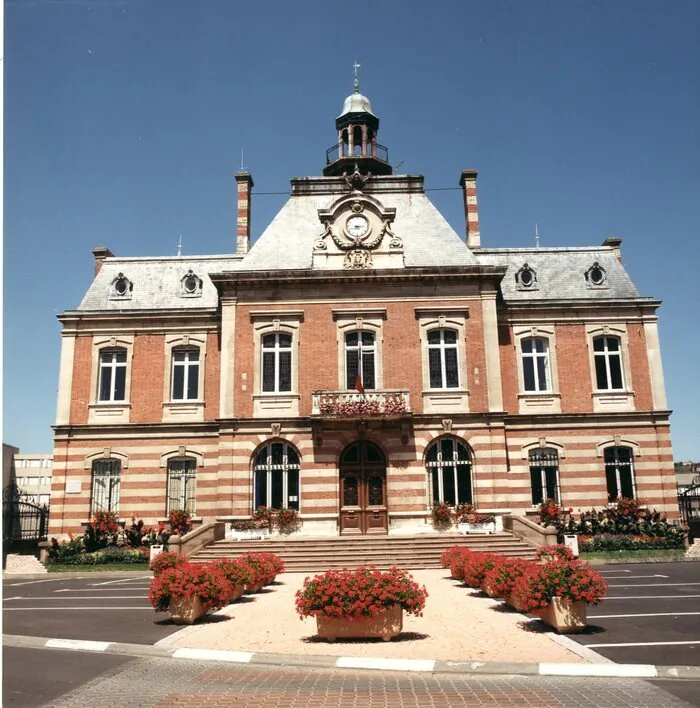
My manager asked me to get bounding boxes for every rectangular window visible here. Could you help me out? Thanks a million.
[167,458,197,513]
[171,348,200,401]
[427,329,460,389]
[345,331,376,389]
[91,459,121,514]
[261,333,292,393]
[98,350,127,402]
[594,336,625,391]
[529,448,559,505]
[604,446,635,501]
[522,338,550,393]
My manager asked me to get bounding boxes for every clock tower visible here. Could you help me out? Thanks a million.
[323,68,393,177]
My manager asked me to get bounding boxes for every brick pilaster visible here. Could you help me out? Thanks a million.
[459,170,481,249]
[235,171,254,254]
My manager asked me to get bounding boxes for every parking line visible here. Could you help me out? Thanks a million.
[601,574,669,579]
[588,612,700,619]
[608,582,700,588]
[4,607,153,611]
[599,570,631,574]
[585,640,700,649]
[15,596,148,600]
[55,587,150,592]
[91,576,150,586]
[604,594,700,600]
[4,578,71,587]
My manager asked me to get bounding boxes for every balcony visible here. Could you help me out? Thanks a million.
[311,390,410,419]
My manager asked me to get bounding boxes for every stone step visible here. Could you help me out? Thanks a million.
[4,553,48,575]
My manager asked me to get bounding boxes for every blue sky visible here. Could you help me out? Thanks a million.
[4,0,699,459]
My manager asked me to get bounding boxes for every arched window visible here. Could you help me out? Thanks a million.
[98,349,127,402]
[604,446,635,501]
[261,333,292,393]
[167,457,197,514]
[427,329,459,389]
[593,336,624,390]
[521,337,551,392]
[91,459,121,514]
[253,441,300,510]
[345,331,376,389]
[425,438,472,506]
[529,448,559,505]
[171,347,200,400]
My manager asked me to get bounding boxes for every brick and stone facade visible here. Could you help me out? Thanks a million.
[48,88,676,539]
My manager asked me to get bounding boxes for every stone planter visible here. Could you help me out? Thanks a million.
[229,527,270,541]
[168,595,207,625]
[539,597,587,633]
[457,521,496,534]
[316,604,403,642]
[245,579,265,593]
[226,583,246,604]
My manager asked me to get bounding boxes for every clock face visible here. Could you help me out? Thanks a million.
[346,215,370,239]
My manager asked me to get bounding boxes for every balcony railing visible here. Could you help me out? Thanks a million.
[325,142,389,165]
[311,390,410,418]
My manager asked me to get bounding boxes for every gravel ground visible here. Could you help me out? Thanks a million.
[162,569,588,664]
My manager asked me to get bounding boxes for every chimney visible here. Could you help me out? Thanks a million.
[602,236,623,262]
[235,171,254,254]
[459,170,481,249]
[91,247,114,277]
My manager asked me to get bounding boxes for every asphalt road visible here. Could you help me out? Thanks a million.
[2,572,179,644]
[568,561,700,667]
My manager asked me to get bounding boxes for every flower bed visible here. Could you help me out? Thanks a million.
[578,533,685,552]
[295,566,428,620]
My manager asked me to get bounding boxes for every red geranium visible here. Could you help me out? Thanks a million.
[150,550,188,576]
[535,544,575,563]
[461,552,503,589]
[483,558,533,599]
[148,562,231,613]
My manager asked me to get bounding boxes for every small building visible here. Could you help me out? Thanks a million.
[48,84,678,539]
[13,454,53,508]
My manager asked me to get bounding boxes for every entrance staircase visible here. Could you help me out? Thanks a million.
[189,532,537,572]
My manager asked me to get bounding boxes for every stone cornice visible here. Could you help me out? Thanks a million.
[57,308,219,334]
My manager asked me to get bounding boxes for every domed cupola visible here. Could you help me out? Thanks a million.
[324,64,392,177]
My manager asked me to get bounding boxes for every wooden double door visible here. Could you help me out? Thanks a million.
[339,441,388,535]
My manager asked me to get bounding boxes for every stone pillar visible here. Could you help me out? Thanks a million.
[219,298,237,419]
[481,290,503,412]
[55,332,76,425]
[235,171,254,255]
[459,170,481,249]
[644,318,668,410]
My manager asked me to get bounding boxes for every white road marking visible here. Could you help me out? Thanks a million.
[588,612,700,619]
[46,639,111,652]
[602,574,669,579]
[4,597,23,601]
[172,648,254,663]
[22,596,147,600]
[4,607,153,611]
[55,587,150,593]
[608,582,700,588]
[336,657,437,672]
[90,576,150,586]
[604,594,700,600]
[539,662,657,678]
[599,570,631,574]
[585,640,700,649]
[5,578,70,587]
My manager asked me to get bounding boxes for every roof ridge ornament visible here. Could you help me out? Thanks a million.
[352,61,361,93]
[344,164,371,190]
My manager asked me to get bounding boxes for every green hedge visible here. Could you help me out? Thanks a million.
[46,547,149,566]
[579,533,685,552]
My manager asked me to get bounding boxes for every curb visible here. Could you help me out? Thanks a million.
[5,633,700,680]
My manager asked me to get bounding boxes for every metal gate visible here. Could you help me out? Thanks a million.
[2,483,50,544]
[678,475,700,543]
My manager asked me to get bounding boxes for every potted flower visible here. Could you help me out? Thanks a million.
[511,558,607,632]
[148,562,231,624]
[276,507,300,534]
[150,550,188,577]
[469,512,497,534]
[449,547,473,581]
[238,551,283,592]
[295,565,428,642]
[461,551,503,592]
[213,559,249,603]
[431,501,454,529]
[440,545,468,570]
[483,558,532,605]
[454,503,476,533]
[535,544,575,563]
[168,509,192,536]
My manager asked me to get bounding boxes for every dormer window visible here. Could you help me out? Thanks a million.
[180,270,203,297]
[110,273,133,299]
[515,264,538,290]
[585,262,608,288]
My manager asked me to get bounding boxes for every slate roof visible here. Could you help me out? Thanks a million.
[475,248,644,302]
[75,255,241,312]
[239,191,480,271]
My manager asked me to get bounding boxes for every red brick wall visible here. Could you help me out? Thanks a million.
[556,324,593,413]
[69,335,92,425]
[131,335,164,423]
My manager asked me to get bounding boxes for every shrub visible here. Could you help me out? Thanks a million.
[535,544,575,562]
[462,552,503,589]
[483,558,533,599]
[46,546,148,566]
[237,551,283,586]
[511,559,607,612]
[454,503,476,524]
[148,563,231,613]
[150,551,188,576]
[212,559,250,589]
[440,545,469,569]
[276,507,300,531]
[47,535,84,563]
[252,506,275,529]
[83,511,121,551]
[579,533,685,552]
[231,519,268,532]
[295,566,428,620]
[168,510,192,536]
[449,547,473,581]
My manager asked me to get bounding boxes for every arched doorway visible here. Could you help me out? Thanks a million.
[339,441,387,535]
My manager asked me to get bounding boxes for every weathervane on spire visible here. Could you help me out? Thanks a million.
[535,223,541,249]
[353,61,361,92]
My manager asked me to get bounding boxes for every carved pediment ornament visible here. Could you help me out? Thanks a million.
[343,165,371,190]
[344,250,373,269]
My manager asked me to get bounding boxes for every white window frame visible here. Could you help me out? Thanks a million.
[166,457,197,514]
[344,330,377,390]
[592,335,625,391]
[171,347,201,401]
[586,325,635,412]
[162,334,207,422]
[252,440,302,510]
[90,458,121,515]
[425,437,473,506]
[603,446,637,501]
[333,309,386,390]
[261,332,293,393]
[98,349,128,402]
[521,337,551,393]
[528,448,561,506]
[426,328,460,390]
[513,325,561,414]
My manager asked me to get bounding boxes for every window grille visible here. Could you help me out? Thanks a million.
[425,438,472,506]
[604,446,635,500]
[253,441,301,510]
[167,457,197,514]
[528,448,560,505]
[91,459,121,514]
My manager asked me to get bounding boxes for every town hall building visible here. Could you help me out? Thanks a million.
[48,83,677,539]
